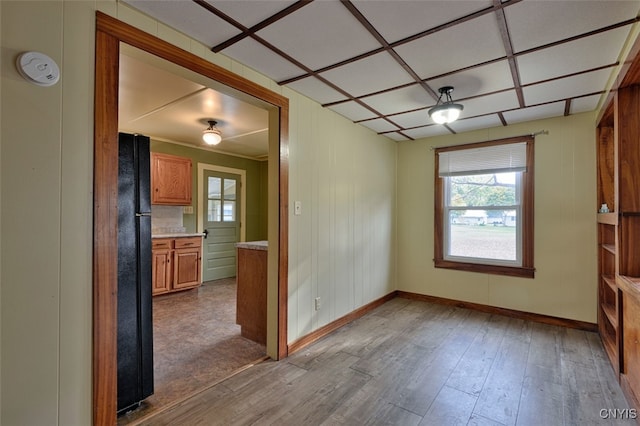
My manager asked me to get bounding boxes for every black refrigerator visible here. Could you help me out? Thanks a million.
[117,132,154,414]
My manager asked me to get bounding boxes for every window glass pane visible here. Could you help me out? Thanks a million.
[223,201,235,222]
[208,200,221,222]
[448,173,516,207]
[208,177,221,198]
[449,210,517,261]
[224,179,236,200]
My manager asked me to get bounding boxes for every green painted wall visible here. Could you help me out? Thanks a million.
[150,140,268,241]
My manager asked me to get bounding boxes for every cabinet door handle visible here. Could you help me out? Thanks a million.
[183,243,194,246]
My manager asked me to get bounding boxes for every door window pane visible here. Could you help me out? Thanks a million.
[208,200,221,222]
[224,179,236,200]
[207,176,238,223]
[208,177,221,198]
[223,201,235,222]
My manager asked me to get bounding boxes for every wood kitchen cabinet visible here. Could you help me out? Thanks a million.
[152,236,202,295]
[151,240,172,294]
[151,152,192,205]
[236,242,267,345]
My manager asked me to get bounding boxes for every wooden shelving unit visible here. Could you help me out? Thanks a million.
[597,75,640,409]
[597,102,620,372]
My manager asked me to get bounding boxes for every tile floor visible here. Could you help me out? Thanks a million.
[118,278,266,425]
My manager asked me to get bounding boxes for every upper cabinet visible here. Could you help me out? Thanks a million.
[151,152,192,205]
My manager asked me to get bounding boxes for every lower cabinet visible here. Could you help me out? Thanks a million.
[236,244,267,345]
[152,236,202,295]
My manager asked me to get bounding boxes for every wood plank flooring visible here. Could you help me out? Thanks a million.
[139,297,634,425]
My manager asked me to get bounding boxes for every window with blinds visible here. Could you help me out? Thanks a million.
[434,136,535,278]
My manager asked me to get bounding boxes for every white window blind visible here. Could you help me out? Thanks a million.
[438,142,527,177]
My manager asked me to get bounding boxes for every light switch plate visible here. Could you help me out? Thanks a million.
[294,201,302,215]
[183,206,194,214]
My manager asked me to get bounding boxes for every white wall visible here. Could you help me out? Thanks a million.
[2,2,94,424]
[0,1,396,424]
[286,93,396,341]
[397,113,598,323]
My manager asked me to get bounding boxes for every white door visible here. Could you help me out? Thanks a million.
[202,170,241,281]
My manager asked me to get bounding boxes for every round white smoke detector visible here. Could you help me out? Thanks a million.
[16,51,60,87]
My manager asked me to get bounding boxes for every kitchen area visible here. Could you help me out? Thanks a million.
[117,140,269,424]
[116,45,272,423]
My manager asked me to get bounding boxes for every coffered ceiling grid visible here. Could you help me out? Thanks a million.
[123,0,640,140]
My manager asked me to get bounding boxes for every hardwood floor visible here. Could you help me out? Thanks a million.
[118,279,266,425]
[139,297,634,425]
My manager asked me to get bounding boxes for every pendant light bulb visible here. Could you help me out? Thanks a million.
[203,120,222,145]
[428,86,464,124]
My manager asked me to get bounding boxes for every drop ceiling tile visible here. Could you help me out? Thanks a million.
[362,85,434,116]
[286,77,348,105]
[207,0,298,28]
[394,13,506,80]
[327,101,377,122]
[320,52,415,97]
[388,109,430,130]
[122,0,240,47]
[448,115,503,134]
[523,68,612,106]
[358,118,400,134]
[404,125,452,140]
[502,102,565,125]
[384,132,410,142]
[571,94,602,114]
[505,0,640,53]
[427,60,514,99]
[256,1,381,70]
[221,37,306,82]
[454,91,520,121]
[352,0,492,44]
[518,28,630,85]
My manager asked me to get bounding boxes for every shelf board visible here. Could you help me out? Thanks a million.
[617,275,640,296]
[601,332,619,372]
[602,303,618,329]
[598,213,618,225]
[602,243,616,255]
[602,274,617,292]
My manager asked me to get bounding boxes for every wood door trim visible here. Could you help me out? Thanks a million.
[94,11,289,425]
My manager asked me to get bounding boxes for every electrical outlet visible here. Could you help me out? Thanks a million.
[314,297,321,311]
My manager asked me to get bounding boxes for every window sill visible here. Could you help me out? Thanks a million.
[434,259,535,279]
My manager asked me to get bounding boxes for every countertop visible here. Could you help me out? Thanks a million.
[152,232,205,239]
[236,241,268,251]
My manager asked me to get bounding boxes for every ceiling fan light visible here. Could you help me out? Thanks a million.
[429,103,463,124]
[202,120,222,145]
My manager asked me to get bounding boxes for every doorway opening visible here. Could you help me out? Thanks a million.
[93,12,289,426]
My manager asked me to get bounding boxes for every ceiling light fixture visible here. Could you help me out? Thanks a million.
[202,120,222,145]
[428,86,464,124]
